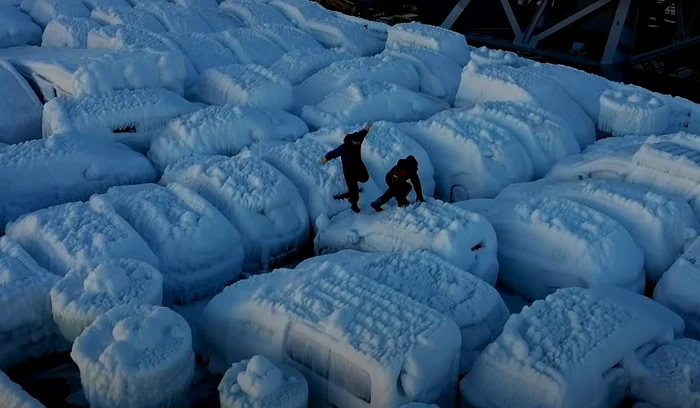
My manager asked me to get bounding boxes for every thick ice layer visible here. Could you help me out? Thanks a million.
[302,15,383,57]
[315,199,498,279]
[42,88,200,152]
[190,64,293,111]
[0,6,41,48]
[298,249,508,372]
[89,183,244,304]
[194,7,244,32]
[0,370,45,408]
[498,179,697,282]
[461,286,677,408]
[41,16,99,48]
[385,46,461,102]
[0,135,157,230]
[398,112,534,201]
[71,304,194,408]
[6,201,159,277]
[268,0,331,27]
[309,123,435,201]
[91,5,166,32]
[302,81,451,129]
[268,48,354,85]
[469,46,520,67]
[455,61,596,148]
[211,32,281,72]
[219,356,308,408]
[456,196,645,300]
[164,32,238,75]
[219,0,290,25]
[135,2,211,33]
[468,101,581,177]
[0,237,65,370]
[598,87,670,136]
[629,339,700,408]
[149,104,307,171]
[50,258,162,343]
[200,262,461,407]
[244,136,382,225]
[252,23,323,53]
[161,156,309,272]
[28,0,89,27]
[386,22,470,66]
[294,55,420,109]
[0,60,42,144]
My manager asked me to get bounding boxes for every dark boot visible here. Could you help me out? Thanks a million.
[397,198,410,207]
[371,200,383,212]
[350,203,361,213]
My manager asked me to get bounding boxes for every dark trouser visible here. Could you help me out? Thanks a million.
[377,178,412,207]
[343,171,360,206]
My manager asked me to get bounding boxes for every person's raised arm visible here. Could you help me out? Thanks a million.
[320,144,344,164]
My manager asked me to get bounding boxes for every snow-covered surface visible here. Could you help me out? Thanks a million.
[301,81,450,129]
[461,286,679,408]
[268,48,353,86]
[42,88,200,152]
[456,61,596,148]
[91,5,166,32]
[469,46,520,67]
[0,135,157,231]
[201,262,461,407]
[28,0,90,28]
[253,23,323,53]
[71,304,194,408]
[629,338,700,408]
[385,45,462,102]
[193,7,244,32]
[218,356,308,408]
[149,104,308,171]
[0,237,66,370]
[268,0,331,27]
[135,2,211,33]
[0,60,43,144]
[219,0,291,26]
[86,24,178,52]
[398,111,534,201]
[161,155,309,272]
[599,87,670,136]
[456,196,646,300]
[386,22,470,66]
[214,28,286,68]
[190,64,293,111]
[89,183,244,304]
[302,16,383,57]
[498,178,697,282]
[0,6,42,48]
[41,16,99,48]
[315,199,499,283]
[164,31,238,75]
[298,249,508,373]
[50,258,163,342]
[0,370,45,408]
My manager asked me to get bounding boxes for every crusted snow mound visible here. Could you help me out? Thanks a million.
[315,199,499,280]
[171,0,216,8]
[149,105,307,171]
[164,32,238,75]
[386,22,470,66]
[89,183,244,304]
[252,23,323,52]
[28,0,90,28]
[0,135,157,231]
[42,88,200,152]
[50,258,163,343]
[268,48,354,85]
[86,24,179,52]
[630,338,700,408]
[243,136,382,225]
[295,55,420,110]
[41,16,98,48]
[302,81,450,129]
[161,156,310,272]
[469,46,520,67]
[398,111,534,201]
[385,45,462,102]
[6,201,159,277]
[460,286,679,408]
[0,370,45,408]
[0,60,42,144]
[135,2,211,33]
[0,237,65,370]
[456,196,645,300]
[91,5,166,32]
[71,304,194,408]
[193,7,244,32]
[298,249,508,372]
[219,356,308,408]
[190,64,293,111]
[219,0,291,26]
[0,6,42,48]
[598,87,670,136]
[200,262,461,407]
[302,15,384,57]
[468,101,581,177]
[268,0,331,27]
[498,179,697,282]
[214,28,285,68]
[456,61,596,148]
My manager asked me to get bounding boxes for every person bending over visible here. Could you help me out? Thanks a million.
[371,155,424,212]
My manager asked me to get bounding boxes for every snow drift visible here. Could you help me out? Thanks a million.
[252,23,323,53]
[302,15,384,57]
[469,46,521,67]
[135,2,211,33]
[386,21,470,66]
[385,45,462,102]
[91,5,166,32]
[0,60,42,144]
[41,16,99,48]
[28,0,90,28]
[164,31,238,75]
[598,86,670,136]
[219,0,291,26]
[268,48,354,86]
[0,6,42,48]
[214,28,286,68]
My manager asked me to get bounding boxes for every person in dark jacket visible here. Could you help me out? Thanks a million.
[320,123,371,213]
[371,155,424,212]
